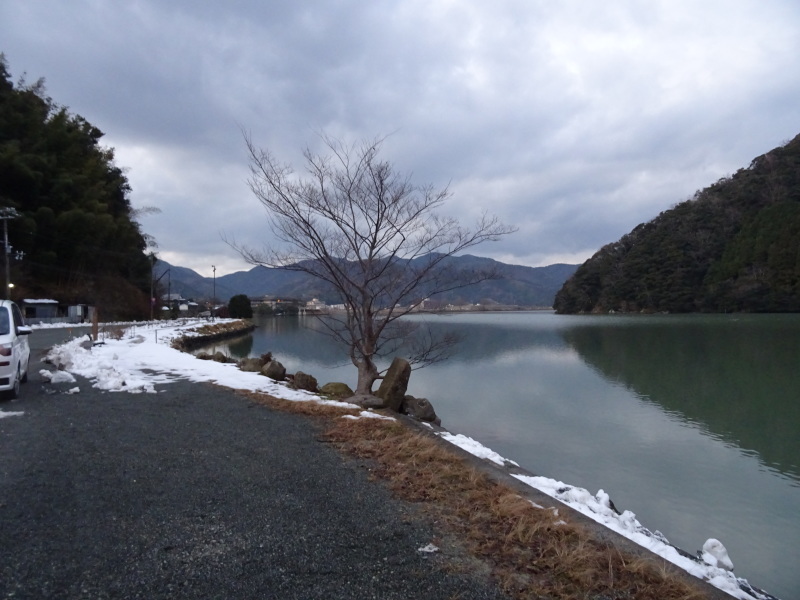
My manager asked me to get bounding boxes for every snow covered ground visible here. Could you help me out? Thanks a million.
[9,319,775,600]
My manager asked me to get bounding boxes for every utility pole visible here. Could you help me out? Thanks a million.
[0,207,20,300]
[151,260,170,321]
[149,253,156,321]
[212,265,216,321]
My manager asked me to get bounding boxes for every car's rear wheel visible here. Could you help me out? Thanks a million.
[20,366,27,384]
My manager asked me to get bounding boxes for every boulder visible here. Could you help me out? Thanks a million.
[261,360,286,381]
[212,351,234,363]
[401,395,441,426]
[350,393,385,409]
[375,357,411,412]
[238,357,264,372]
[319,382,355,399]
[293,371,318,392]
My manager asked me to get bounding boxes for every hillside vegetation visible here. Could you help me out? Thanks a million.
[555,133,800,314]
[0,55,152,318]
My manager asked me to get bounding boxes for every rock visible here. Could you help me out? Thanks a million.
[375,357,411,412]
[293,371,318,392]
[260,352,273,364]
[401,395,441,426]
[196,352,212,360]
[212,351,234,363]
[350,393,385,409]
[261,360,286,381]
[238,357,264,372]
[319,382,355,399]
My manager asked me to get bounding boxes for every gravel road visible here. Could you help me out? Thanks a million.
[0,328,508,599]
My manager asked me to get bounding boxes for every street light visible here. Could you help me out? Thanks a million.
[212,265,216,321]
[0,207,20,300]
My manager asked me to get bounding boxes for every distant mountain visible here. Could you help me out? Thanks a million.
[153,262,237,301]
[155,256,578,308]
[555,132,800,314]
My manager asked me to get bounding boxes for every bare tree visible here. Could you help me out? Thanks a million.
[235,133,515,395]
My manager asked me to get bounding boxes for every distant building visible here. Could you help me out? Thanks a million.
[21,299,58,320]
[22,299,95,324]
[303,298,328,313]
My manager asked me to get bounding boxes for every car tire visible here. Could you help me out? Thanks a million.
[21,367,27,384]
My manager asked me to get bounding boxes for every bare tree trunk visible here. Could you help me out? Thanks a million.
[355,358,379,395]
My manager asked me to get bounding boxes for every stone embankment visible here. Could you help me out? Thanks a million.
[170,319,256,351]
[180,323,442,427]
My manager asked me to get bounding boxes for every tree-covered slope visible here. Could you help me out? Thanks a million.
[0,55,152,318]
[555,133,800,314]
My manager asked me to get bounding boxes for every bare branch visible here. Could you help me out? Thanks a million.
[233,131,516,394]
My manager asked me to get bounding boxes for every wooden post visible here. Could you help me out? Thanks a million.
[92,308,99,341]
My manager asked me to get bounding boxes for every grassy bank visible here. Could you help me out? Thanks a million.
[243,391,718,600]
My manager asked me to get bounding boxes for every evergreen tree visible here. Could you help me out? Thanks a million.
[555,133,800,314]
[0,55,153,318]
[227,294,253,319]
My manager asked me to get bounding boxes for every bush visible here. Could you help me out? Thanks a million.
[228,294,253,318]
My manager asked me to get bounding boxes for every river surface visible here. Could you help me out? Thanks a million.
[203,312,800,599]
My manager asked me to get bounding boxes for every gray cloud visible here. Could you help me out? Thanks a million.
[2,0,799,276]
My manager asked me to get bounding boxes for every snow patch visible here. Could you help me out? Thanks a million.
[437,432,519,466]
[512,475,769,600]
[345,410,396,421]
[438,428,772,600]
[39,369,76,384]
[0,410,24,419]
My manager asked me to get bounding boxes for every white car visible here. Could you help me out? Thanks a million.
[0,299,32,399]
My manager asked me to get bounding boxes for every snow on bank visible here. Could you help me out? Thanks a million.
[34,320,775,600]
[38,319,356,407]
[438,432,519,467]
[442,432,774,600]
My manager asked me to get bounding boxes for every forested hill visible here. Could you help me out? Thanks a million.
[554,133,800,314]
[1,55,152,318]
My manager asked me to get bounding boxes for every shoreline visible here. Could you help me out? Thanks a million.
[29,319,779,600]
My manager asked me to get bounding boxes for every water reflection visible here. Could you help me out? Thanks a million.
[560,314,800,484]
[204,313,800,485]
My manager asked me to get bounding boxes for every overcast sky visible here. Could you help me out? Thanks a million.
[2,1,799,276]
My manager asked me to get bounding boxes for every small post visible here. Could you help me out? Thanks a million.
[91,309,99,342]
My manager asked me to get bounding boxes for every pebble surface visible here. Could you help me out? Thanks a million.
[0,329,508,599]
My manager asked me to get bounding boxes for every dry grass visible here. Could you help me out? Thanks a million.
[242,390,711,600]
[101,324,127,340]
[171,320,255,350]
[186,320,253,337]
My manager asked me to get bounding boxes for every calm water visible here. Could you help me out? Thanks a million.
[205,312,800,599]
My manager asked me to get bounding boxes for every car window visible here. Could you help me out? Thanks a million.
[11,303,25,329]
[0,308,9,336]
